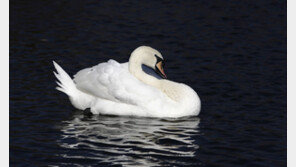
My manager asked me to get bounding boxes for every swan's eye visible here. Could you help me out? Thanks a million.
[155,54,163,63]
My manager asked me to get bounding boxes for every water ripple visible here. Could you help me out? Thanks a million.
[58,114,200,166]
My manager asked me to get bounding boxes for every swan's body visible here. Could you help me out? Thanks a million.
[53,46,201,118]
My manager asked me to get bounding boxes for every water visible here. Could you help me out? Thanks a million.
[10,0,286,166]
[58,115,200,166]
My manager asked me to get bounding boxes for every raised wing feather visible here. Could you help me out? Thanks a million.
[73,60,163,106]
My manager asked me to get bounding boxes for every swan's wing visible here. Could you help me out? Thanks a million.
[73,60,163,105]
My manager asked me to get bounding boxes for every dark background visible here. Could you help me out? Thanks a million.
[10,0,286,166]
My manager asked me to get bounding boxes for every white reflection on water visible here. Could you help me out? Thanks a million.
[58,113,200,166]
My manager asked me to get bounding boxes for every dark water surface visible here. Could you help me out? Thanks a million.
[10,0,286,166]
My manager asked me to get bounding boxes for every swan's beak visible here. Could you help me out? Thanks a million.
[155,61,167,79]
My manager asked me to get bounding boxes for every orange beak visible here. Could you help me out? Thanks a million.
[155,61,167,79]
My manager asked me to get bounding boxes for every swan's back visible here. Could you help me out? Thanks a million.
[73,60,169,107]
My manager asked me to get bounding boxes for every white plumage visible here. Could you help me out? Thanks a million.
[53,46,201,118]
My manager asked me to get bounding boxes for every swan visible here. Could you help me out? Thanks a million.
[53,46,201,118]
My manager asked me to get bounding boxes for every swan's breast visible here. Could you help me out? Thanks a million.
[160,80,200,114]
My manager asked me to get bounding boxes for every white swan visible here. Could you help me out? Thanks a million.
[53,46,201,118]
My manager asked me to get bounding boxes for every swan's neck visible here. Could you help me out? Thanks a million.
[128,56,160,88]
[128,54,185,102]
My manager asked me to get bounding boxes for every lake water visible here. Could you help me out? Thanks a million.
[10,0,286,166]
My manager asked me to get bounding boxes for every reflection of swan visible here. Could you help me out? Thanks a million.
[58,114,200,166]
[53,46,201,118]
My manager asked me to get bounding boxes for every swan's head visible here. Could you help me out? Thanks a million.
[130,46,167,79]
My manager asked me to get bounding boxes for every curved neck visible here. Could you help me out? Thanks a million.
[128,54,160,88]
[128,51,184,103]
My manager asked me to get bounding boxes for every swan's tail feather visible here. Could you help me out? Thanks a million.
[53,61,94,110]
[53,61,76,96]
